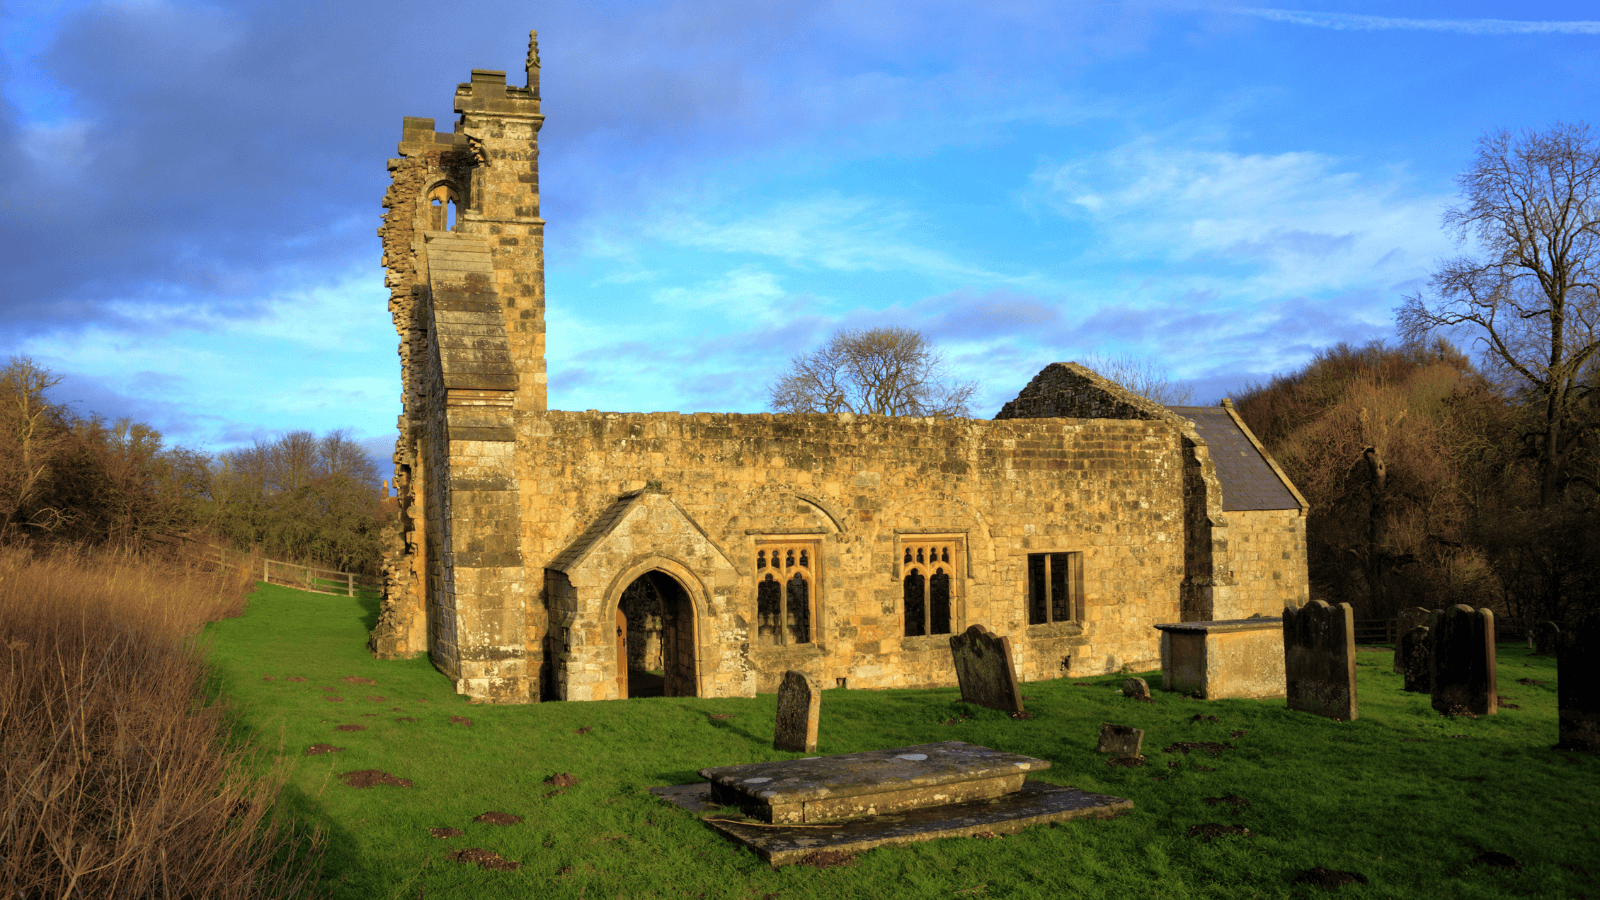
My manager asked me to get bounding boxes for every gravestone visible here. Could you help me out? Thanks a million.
[949,625,1025,715]
[1400,626,1431,693]
[1558,619,1598,752]
[774,670,821,753]
[1096,723,1144,758]
[1534,621,1561,657]
[1282,600,1358,720]
[1431,605,1496,716]
[1122,677,1151,701]
[1394,607,1434,673]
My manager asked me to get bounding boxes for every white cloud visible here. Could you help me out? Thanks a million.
[665,194,1011,282]
[1034,140,1453,302]
[1231,8,1600,36]
[651,266,787,314]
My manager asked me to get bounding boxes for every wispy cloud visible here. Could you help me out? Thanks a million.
[1232,8,1600,36]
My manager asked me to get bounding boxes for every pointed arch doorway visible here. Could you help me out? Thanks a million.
[615,570,698,698]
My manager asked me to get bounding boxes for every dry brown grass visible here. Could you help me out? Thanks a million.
[0,545,323,899]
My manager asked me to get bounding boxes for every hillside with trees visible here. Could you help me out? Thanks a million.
[0,356,392,573]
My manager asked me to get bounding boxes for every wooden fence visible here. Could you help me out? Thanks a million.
[214,546,379,598]
[1353,618,1398,644]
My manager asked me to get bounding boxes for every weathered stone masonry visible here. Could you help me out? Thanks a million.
[368,33,1311,704]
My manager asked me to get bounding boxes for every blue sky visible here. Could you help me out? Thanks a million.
[2,2,1597,463]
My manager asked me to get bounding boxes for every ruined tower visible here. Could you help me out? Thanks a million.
[370,33,545,701]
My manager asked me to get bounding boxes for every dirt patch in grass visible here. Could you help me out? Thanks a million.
[575,726,592,735]
[429,827,463,839]
[333,724,365,732]
[447,848,521,871]
[474,811,523,825]
[1105,755,1146,768]
[342,676,377,685]
[1292,867,1368,887]
[340,770,413,788]
[285,676,306,682]
[1517,678,1545,686]
[545,773,579,788]
[1164,741,1232,756]
[1474,851,1523,871]
[709,714,735,720]
[323,696,344,702]
[794,850,857,868]
[1187,823,1251,841]
[449,716,472,727]
[1204,794,1250,814]
[1230,730,1250,738]
[320,686,338,692]
[304,744,343,756]
[261,675,275,681]
[942,713,972,725]
[1190,714,1220,724]
[363,696,388,703]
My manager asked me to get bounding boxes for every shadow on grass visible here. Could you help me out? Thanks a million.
[356,592,381,632]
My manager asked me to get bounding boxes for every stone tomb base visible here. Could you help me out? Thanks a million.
[1154,618,1286,700]
[650,741,1131,865]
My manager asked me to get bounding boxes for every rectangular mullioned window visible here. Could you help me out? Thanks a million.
[754,541,816,646]
[1027,551,1083,625]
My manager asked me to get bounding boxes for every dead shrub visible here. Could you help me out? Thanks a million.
[0,545,323,898]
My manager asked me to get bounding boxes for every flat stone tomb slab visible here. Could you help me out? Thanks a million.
[699,741,1050,824]
[652,780,1132,866]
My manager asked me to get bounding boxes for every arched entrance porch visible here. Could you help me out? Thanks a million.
[615,570,698,698]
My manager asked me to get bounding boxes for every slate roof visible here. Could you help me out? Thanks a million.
[1169,406,1301,512]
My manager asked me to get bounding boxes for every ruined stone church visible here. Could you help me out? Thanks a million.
[369,33,1310,704]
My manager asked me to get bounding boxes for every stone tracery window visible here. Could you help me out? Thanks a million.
[754,541,816,646]
[1027,551,1082,625]
[902,538,961,637]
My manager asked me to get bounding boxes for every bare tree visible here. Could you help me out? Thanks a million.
[1399,122,1600,505]
[768,327,978,418]
[0,357,65,540]
[1079,353,1193,406]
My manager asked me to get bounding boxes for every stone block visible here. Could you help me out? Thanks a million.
[773,670,821,753]
[1431,605,1496,716]
[1400,626,1431,693]
[1155,619,1284,700]
[1558,618,1598,752]
[1283,600,1357,720]
[948,625,1025,715]
[1394,607,1434,673]
[1095,723,1143,758]
[1122,677,1150,700]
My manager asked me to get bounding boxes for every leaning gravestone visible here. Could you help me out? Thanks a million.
[1096,724,1144,758]
[1400,626,1432,693]
[1558,618,1598,752]
[1534,621,1561,657]
[1431,605,1497,716]
[949,625,1026,715]
[1122,677,1151,701]
[1394,607,1434,673]
[774,670,821,753]
[1283,600,1358,720]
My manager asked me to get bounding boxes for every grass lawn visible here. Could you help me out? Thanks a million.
[204,583,1598,899]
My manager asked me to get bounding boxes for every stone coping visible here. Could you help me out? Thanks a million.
[698,741,1049,806]
[1153,618,1282,635]
[652,780,1132,866]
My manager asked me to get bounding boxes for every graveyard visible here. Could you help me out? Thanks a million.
[204,583,1598,899]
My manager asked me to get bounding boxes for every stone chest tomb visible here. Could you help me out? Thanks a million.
[367,32,1312,704]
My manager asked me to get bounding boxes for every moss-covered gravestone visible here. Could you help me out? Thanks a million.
[1096,723,1144,758]
[1431,605,1496,717]
[949,625,1025,715]
[774,670,821,753]
[1394,607,1434,673]
[1558,619,1598,752]
[1283,600,1358,720]
[1400,626,1431,693]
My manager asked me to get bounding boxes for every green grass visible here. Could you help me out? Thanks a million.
[204,583,1598,899]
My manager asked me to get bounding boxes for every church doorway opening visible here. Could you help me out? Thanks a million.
[615,571,697,699]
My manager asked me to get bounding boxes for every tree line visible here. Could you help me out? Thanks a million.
[0,357,392,573]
